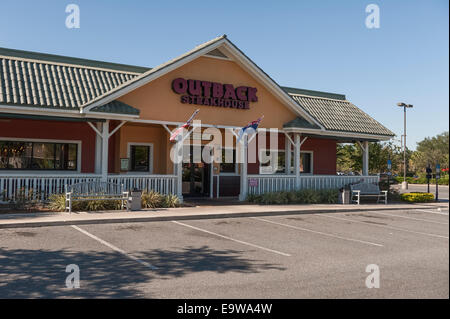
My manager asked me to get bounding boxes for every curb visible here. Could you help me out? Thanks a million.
[0,204,447,229]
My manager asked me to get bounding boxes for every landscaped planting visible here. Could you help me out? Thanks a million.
[247,189,339,205]
[400,192,435,203]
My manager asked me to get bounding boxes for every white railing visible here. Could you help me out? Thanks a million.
[0,174,178,203]
[107,175,177,196]
[0,175,102,203]
[247,174,380,195]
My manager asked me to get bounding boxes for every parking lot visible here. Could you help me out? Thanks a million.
[0,207,448,298]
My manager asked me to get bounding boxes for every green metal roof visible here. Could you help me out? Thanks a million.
[0,47,145,112]
[282,86,346,101]
[0,47,150,74]
[287,94,394,137]
[283,116,321,130]
[90,100,139,116]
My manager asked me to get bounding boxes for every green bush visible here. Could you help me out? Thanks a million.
[141,190,164,208]
[395,176,449,185]
[47,194,67,211]
[247,189,339,205]
[400,192,434,203]
[48,190,180,212]
[319,189,340,204]
[162,194,181,208]
[47,194,123,212]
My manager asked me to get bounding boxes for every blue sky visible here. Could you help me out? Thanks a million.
[0,0,448,150]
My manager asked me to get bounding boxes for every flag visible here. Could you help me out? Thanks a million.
[169,109,200,142]
[236,115,264,144]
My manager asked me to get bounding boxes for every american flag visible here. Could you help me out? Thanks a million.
[169,109,200,142]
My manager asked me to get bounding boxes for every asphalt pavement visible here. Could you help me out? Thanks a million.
[0,206,448,298]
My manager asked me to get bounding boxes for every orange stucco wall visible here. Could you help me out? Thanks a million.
[115,55,337,177]
[117,123,170,174]
[118,56,297,129]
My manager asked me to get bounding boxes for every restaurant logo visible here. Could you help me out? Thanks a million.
[172,78,257,110]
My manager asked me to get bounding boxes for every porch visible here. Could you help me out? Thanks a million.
[0,173,378,203]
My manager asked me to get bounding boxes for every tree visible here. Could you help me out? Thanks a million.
[337,141,404,174]
[410,131,449,175]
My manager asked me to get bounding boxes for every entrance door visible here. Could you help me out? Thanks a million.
[182,145,211,197]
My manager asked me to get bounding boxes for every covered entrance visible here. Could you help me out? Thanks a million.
[182,145,212,197]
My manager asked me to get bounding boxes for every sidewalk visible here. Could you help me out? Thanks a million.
[0,201,447,229]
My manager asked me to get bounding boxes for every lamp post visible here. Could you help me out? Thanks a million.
[397,102,413,190]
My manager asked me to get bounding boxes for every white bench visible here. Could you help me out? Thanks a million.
[350,182,387,205]
[65,181,129,213]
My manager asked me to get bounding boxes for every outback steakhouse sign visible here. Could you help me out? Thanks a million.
[172,78,257,109]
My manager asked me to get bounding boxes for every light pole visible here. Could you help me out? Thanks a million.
[397,102,413,190]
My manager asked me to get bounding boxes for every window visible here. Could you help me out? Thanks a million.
[259,149,285,174]
[0,140,78,170]
[220,148,237,174]
[130,144,152,172]
[259,149,313,174]
[300,152,312,174]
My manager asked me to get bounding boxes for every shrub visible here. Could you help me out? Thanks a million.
[400,192,434,203]
[141,190,164,208]
[318,189,339,204]
[395,176,449,185]
[47,194,66,211]
[162,194,181,208]
[246,189,340,205]
[246,194,262,203]
[47,194,123,212]
[297,189,320,204]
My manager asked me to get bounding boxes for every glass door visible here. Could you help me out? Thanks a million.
[182,145,211,197]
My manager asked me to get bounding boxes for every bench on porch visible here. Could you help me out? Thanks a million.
[65,181,129,213]
[350,182,387,205]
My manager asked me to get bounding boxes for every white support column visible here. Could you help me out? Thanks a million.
[209,150,214,199]
[238,138,248,201]
[176,141,183,202]
[95,122,102,174]
[362,141,369,176]
[294,133,301,189]
[285,134,292,175]
[101,120,109,182]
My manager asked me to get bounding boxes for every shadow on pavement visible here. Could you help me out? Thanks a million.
[0,246,285,298]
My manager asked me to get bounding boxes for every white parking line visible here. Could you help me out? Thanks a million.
[71,225,158,270]
[359,211,449,225]
[171,220,291,257]
[415,209,449,216]
[316,214,449,239]
[251,217,383,247]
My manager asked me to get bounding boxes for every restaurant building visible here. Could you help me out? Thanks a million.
[0,35,394,202]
